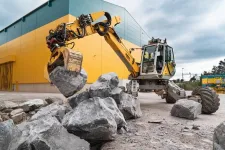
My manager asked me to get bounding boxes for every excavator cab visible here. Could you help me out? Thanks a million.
[140,38,176,80]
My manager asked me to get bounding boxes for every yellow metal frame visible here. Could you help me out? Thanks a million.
[47,11,140,78]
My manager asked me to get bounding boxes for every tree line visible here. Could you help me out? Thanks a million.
[203,59,225,75]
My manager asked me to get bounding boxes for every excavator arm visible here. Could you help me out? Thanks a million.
[45,11,139,79]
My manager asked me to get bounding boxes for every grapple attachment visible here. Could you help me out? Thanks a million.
[44,48,87,97]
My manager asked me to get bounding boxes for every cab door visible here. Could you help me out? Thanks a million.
[140,45,157,75]
[162,46,176,79]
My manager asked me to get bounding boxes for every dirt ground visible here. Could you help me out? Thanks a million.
[0,91,224,150]
[102,91,225,150]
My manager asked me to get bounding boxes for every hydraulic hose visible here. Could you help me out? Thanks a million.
[94,12,112,36]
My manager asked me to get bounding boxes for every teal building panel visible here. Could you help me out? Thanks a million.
[0,0,69,46]
[0,0,149,47]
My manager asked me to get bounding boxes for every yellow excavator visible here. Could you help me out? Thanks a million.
[44,11,186,103]
[44,11,187,103]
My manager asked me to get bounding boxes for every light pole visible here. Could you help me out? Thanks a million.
[182,68,184,80]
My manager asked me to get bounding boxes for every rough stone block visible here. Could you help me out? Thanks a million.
[62,97,126,144]
[171,99,202,120]
[110,87,123,104]
[118,93,142,120]
[11,112,26,124]
[213,121,225,150]
[10,108,24,116]
[30,103,67,122]
[19,99,47,112]
[49,66,87,98]
[9,117,90,150]
[68,91,90,108]
[0,101,18,110]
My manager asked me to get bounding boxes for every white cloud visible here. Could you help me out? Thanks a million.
[173,56,225,80]
[0,0,48,29]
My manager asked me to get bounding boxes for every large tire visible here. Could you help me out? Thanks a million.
[166,92,176,104]
[192,87,220,114]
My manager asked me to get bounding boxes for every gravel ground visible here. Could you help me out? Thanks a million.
[102,92,225,150]
[0,91,224,150]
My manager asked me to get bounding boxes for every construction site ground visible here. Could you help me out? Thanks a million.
[0,91,224,150]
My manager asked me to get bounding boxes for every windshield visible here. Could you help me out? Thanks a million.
[143,46,156,62]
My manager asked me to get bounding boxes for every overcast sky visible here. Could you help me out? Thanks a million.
[0,0,224,80]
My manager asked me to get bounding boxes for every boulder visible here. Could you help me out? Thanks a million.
[62,97,126,144]
[19,99,47,112]
[0,113,10,121]
[49,66,87,98]
[171,99,202,120]
[0,101,18,110]
[45,97,64,105]
[89,72,119,98]
[2,108,13,113]
[89,81,111,98]
[68,91,90,108]
[11,112,26,124]
[0,120,21,150]
[10,108,24,116]
[110,87,123,104]
[98,72,119,89]
[30,103,68,122]
[118,93,142,120]
[9,117,90,150]
[213,121,225,150]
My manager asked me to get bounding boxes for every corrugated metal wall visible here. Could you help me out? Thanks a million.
[0,0,149,91]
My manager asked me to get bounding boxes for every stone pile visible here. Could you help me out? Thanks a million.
[0,98,58,124]
[0,72,142,150]
[65,72,142,145]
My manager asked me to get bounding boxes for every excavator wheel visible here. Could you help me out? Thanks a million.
[192,87,220,114]
[165,92,177,104]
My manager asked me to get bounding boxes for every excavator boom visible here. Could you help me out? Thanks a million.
[46,11,139,78]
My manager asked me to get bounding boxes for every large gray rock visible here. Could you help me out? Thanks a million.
[98,72,119,89]
[62,97,126,143]
[49,66,87,98]
[118,93,142,120]
[0,101,18,110]
[110,87,123,104]
[45,97,64,105]
[171,99,202,120]
[9,117,90,150]
[0,120,21,150]
[30,103,68,122]
[89,72,119,98]
[19,99,47,112]
[11,112,26,124]
[68,91,90,108]
[10,108,24,116]
[89,81,111,98]
[213,121,225,150]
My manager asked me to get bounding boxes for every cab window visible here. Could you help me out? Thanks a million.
[143,46,156,62]
[165,46,174,62]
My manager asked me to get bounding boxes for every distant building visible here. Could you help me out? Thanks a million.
[0,0,149,92]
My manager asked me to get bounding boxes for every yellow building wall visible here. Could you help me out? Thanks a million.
[0,14,142,87]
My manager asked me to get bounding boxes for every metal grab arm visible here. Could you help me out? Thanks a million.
[46,11,139,77]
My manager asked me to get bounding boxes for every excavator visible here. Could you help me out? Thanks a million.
[44,11,220,111]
